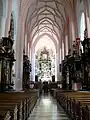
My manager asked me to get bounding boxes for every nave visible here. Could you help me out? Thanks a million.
[28,93,70,120]
[1,0,90,119]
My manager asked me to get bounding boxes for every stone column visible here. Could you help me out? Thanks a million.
[15,19,25,91]
[63,35,66,57]
[28,42,30,57]
[61,37,63,61]
[60,37,63,82]
[69,19,76,54]
[64,23,69,55]
[4,0,12,37]
[67,21,71,51]
[25,34,27,55]
[65,35,69,55]
[56,44,60,81]
[31,47,35,81]
[0,17,6,37]
[83,0,90,38]
[62,40,64,60]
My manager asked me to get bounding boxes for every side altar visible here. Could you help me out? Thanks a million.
[0,35,15,92]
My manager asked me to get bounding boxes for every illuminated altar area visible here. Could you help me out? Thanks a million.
[35,36,56,82]
[35,47,55,82]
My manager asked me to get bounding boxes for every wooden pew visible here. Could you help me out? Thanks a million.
[0,94,25,120]
[0,100,22,120]
[0,110,11,120]
[0,90,38,120]
[55,90,90,120]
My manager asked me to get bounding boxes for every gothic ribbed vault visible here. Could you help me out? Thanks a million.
[20,0,75,46]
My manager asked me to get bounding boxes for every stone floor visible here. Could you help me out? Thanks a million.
[28,93,71,120]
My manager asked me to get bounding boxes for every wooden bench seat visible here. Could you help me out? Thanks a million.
[0,104,17,120]
[55,90,90,120]
[0,101,22,120]
[71,99,90,120]
[0,97,25,120]
[0,90,38,120]
[0,110,11,120]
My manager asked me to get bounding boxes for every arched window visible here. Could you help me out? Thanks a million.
[60,48,61,64]
[62,42,64,60]
[80,12,85,52]
[80,12,85,41]
[65,35,68,55]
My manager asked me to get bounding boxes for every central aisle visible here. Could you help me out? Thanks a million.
[28,93,70,120]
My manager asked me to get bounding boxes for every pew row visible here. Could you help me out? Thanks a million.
[0,89,39,120]
[54,90,90,120]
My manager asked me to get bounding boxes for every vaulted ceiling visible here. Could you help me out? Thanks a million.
[20,0,75,45]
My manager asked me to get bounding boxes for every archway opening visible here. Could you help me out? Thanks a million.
[35,35,56,82]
